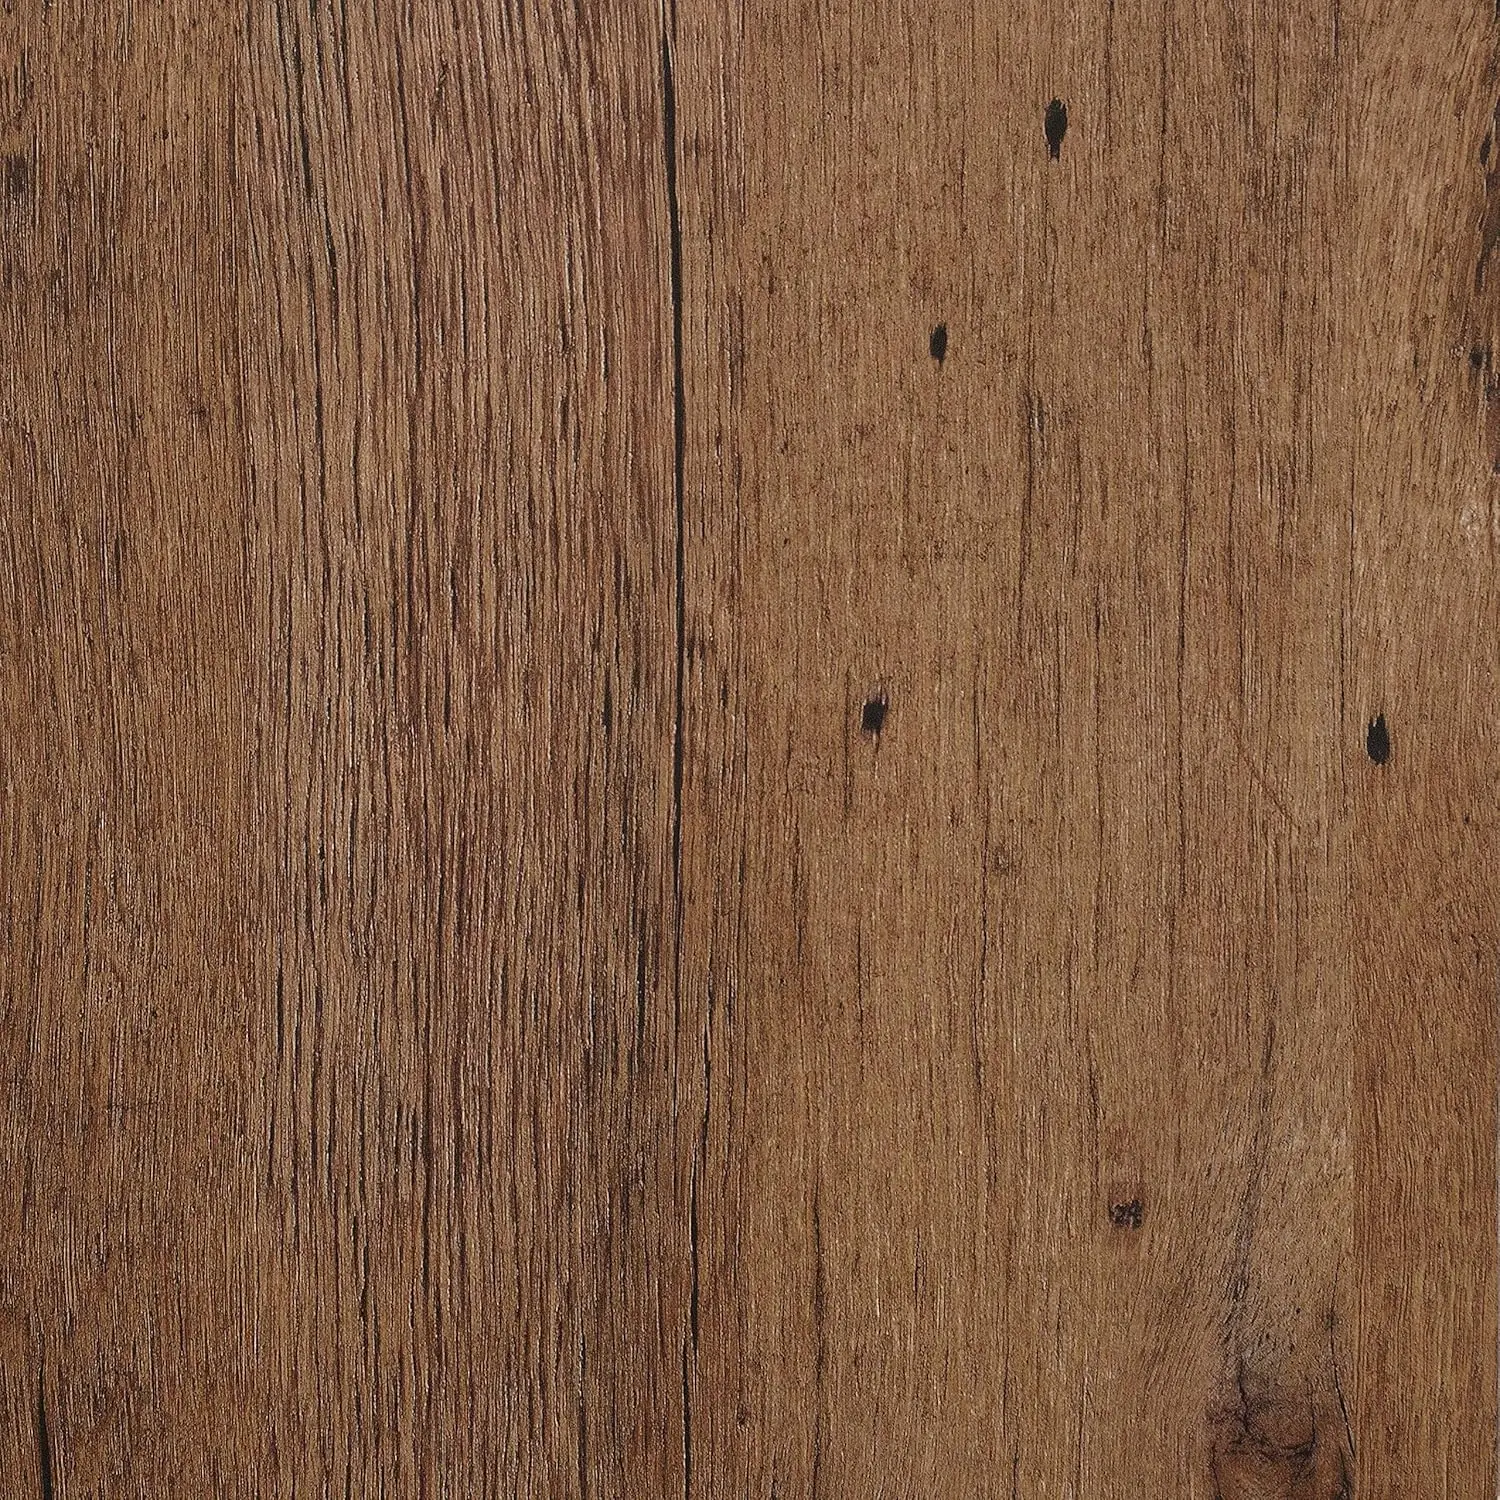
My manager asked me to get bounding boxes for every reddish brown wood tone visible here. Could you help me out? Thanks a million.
[1,2,1494,1495]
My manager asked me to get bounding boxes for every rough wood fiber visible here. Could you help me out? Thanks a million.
[0,1,1494,1497]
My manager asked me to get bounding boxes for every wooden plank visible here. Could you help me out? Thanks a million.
[671,0,1497,1494]
[0,0,1494,1494]
[4,1,686,1492]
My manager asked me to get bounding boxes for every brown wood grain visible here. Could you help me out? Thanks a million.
[1,1,1495,1495]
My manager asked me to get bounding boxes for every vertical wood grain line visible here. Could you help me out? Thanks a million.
[659,6,693,1497]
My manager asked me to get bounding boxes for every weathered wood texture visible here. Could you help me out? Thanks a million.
[1,1,1495,1495]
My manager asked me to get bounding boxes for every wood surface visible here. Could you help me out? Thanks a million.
[1,0,1496,1495]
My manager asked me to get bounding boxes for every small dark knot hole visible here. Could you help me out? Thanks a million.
[929,323,948,364]
[1366,713,1391,765]
[860,692,888,737]
[1044,99,1068,159]
[1108,1199,1144,1230]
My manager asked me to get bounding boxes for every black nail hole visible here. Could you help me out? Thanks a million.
[929,323,948,364]
[860,692,888,737]
[1044,99,1068,159]
[1472,345,1488,371]
[1365,713,1390,765]
[4,153,29,200]
[1108,1199,1144,1230]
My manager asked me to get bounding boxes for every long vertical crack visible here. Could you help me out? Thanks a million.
[660,18,692,1498]
[661,16,686,935]
[36,1367,55,1500]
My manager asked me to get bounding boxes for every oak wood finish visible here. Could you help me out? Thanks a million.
[1,1,1495,1495]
